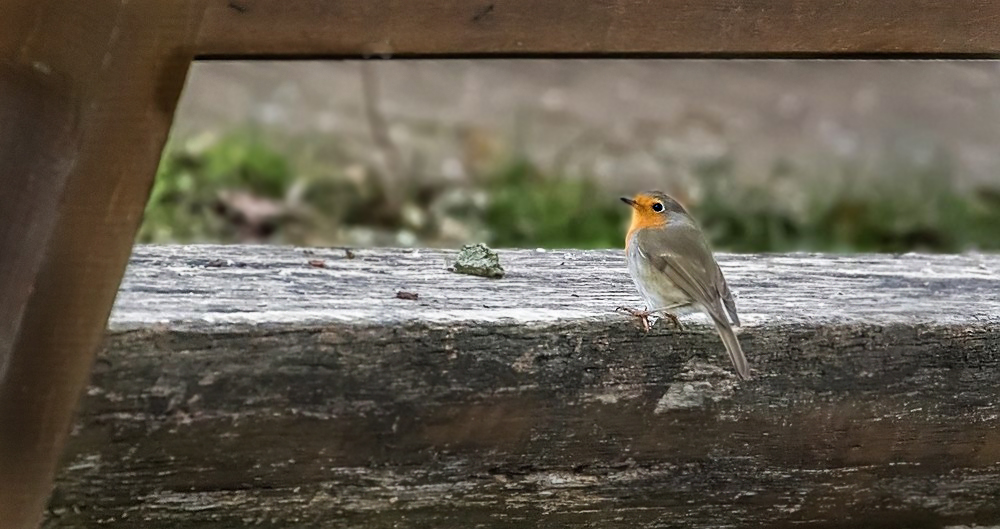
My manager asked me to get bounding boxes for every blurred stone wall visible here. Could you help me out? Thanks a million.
[173,60,1000,196]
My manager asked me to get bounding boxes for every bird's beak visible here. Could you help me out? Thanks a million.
[620,196,637,208]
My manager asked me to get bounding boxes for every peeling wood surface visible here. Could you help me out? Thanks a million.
[48,245,1000,528]
[108,245,1000,328]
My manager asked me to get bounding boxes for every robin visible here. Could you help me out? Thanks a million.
[617,191,750,379]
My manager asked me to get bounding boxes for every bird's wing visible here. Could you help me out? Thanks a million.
[635,222,736,326]
[637,222,749,378]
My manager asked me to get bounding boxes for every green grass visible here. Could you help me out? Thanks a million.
[139,131,293,243]
[483,159,625,249]
[693,155,1000,253]
[140,130,1000,253]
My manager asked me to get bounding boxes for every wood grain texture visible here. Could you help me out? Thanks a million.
[47,245,1000,528]
[196,0,1000,58]
[0,3,205,527]
[0,61,77,378]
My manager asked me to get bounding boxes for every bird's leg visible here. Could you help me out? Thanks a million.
[615,306,652,332]
[646,303,688,331]
[660,312,684,331]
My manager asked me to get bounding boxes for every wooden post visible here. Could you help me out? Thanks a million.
[0,3,203,527]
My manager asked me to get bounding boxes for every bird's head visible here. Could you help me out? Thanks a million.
[620,191,689,235]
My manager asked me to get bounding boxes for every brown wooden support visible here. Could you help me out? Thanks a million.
[1,1,999,527]
[0,3,205,527]
[194,0,1000,58]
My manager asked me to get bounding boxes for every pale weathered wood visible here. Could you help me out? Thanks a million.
[47,245,1000,528]
[105,245,999,329]
[196,0,1000,58]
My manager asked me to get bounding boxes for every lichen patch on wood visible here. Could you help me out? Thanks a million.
[452,242,506,278]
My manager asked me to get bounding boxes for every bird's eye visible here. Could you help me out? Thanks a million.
[651,202,664,212]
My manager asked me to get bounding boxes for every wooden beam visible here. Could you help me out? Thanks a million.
[48,245,1000,528]
[0,3,205,527]
[196,0,1000,58]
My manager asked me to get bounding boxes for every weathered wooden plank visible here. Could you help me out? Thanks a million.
[0,3,205,527]
[104,245,1000,329]
[47,245,1000,528]
[196,0,1000,58]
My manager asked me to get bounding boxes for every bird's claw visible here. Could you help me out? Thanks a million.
[661,312,685,331]
[615,306,652,332]
[615,306,684,332]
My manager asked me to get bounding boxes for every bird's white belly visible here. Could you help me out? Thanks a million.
[626,243,696,314]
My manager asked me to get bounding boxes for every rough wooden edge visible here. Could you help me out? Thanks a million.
[108,245,1000,331]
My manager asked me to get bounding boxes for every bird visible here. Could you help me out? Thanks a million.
[617,191,750,380]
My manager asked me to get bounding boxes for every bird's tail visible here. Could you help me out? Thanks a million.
[711,315,750,380]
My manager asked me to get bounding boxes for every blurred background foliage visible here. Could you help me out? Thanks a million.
[139,60,1000,253]
[140,130,1000,252]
